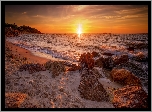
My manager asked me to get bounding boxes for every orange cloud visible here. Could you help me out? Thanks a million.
[5,5,148,33]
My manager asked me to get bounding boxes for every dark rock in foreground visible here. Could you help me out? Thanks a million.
[78,69,109,102]
[79,52,95,71]
[112,85,148,108]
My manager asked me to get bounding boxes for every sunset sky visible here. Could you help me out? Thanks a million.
[5,5,148,34]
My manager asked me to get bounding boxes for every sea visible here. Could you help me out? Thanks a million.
[6,33,149,93]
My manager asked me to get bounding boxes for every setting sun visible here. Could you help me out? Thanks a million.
[77,24,82,35]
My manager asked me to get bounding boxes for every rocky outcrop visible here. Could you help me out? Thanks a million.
[78,69,109,102]
[44,61,66,78]
[112,85,148,108]
[5,92,28,108]
[19,63,46,74]
[79,52,95,71]
[95,54,129,69]
[114,61,147,79]
[78,52,109,101]
[110,69,141,86]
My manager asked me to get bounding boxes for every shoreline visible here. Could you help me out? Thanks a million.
[5,40,115,108]
[5,37,148,108]
[5,41,49,65]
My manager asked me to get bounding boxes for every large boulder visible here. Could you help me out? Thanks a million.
[113,61,147,79]
[78,69,109,102]
[112,85,148,108]
[110,69,141,86]
[5,92,27,108]
[79,52,95,71]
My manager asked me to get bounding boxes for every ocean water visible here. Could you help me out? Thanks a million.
[6,33,148,93]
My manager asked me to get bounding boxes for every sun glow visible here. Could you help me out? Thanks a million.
[77,24,82,36]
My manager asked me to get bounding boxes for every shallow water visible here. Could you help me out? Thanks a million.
[6,33,148,73]
[6,33,148,62]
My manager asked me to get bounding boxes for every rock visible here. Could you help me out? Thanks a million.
[19,63,46,74]
[110,69,141,86]
[112,85,148,108]
[127,46,134,52]
[95,56,114,69]
[92,68,103,78]
[94,57,103,68]
[91,51,100,57]
[113,54,129,65]
[114,61,147,78]
[78,69,109,102]
[80,68,103,79]
[102,57,114,69]
[133,52,148,62]
[67,64,81,71]
[5,92,27,108]
[102,52,114,56]
[44,61,66,78]
[79,52,95,71]
[44,60,53,70]
[126,42,148,51]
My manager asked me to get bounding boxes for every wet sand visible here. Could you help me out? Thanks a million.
[5,41,49,64]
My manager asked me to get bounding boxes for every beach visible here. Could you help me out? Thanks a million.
[5,33,148,108]
[5,40,116,108]
[5,41,49,64]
